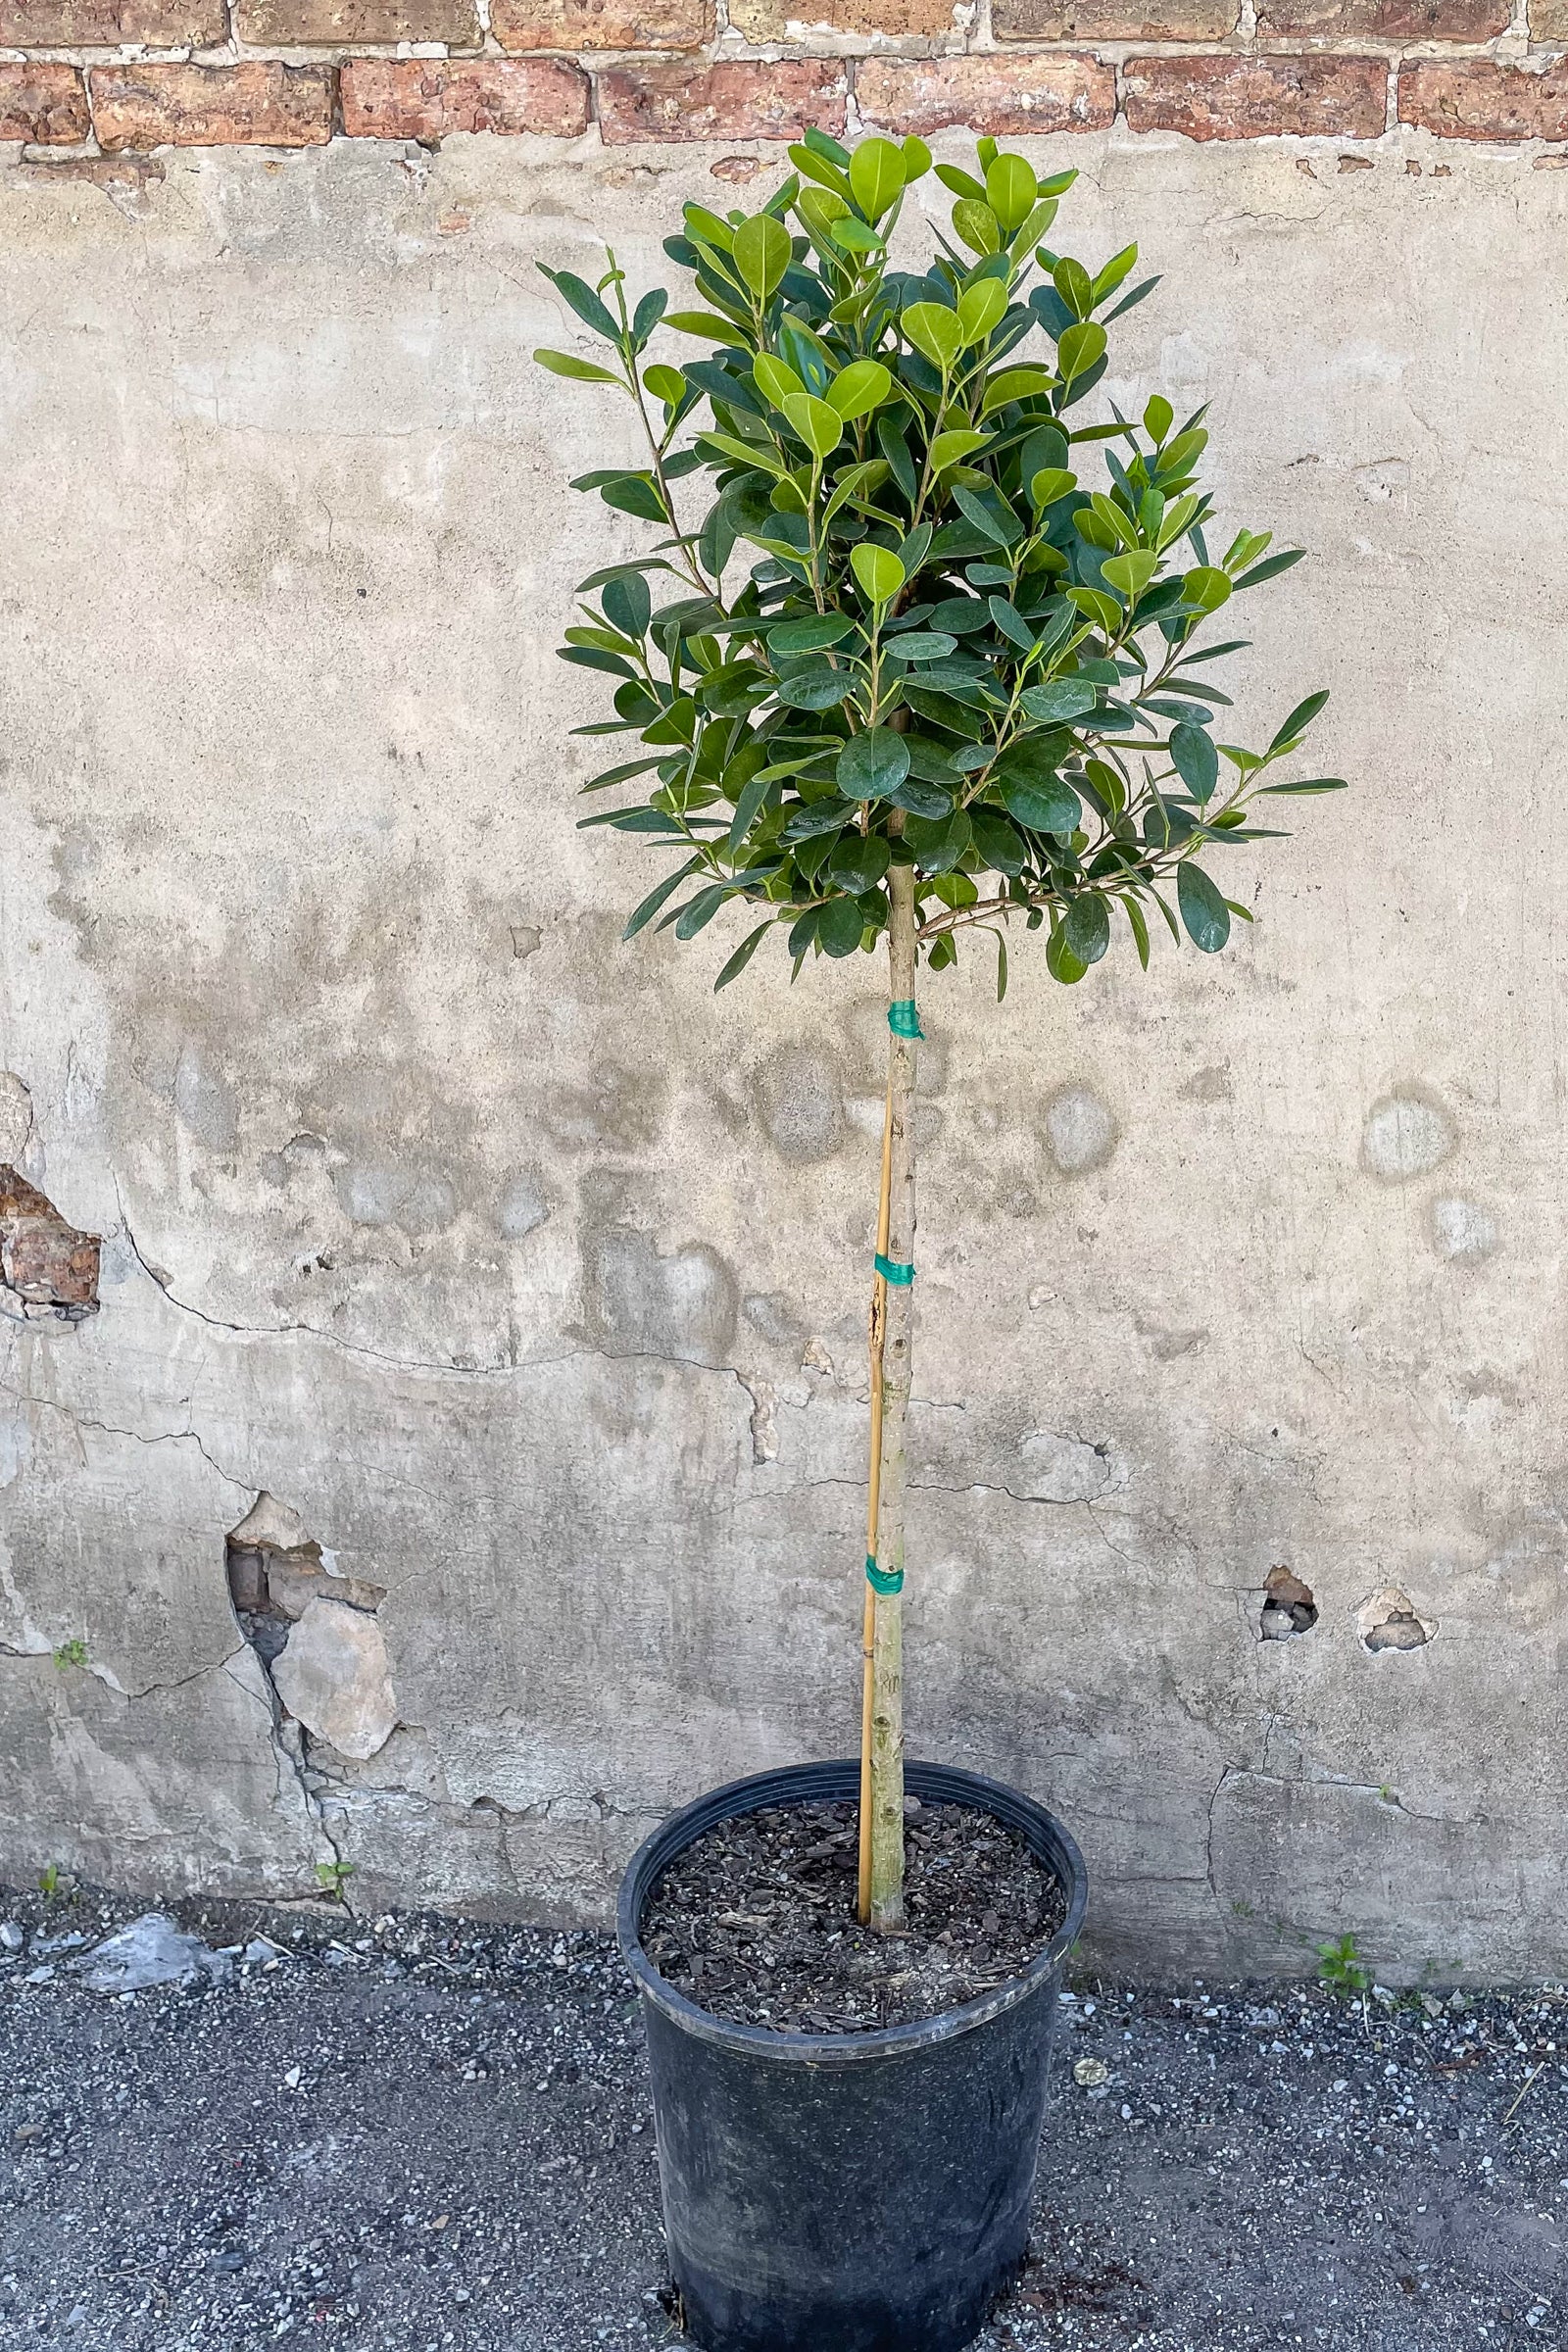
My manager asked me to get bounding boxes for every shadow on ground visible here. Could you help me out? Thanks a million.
[0,1884,1563,2350]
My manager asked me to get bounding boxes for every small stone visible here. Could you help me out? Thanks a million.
[282,2065,302,2089]
[270,1596,398,1760]
[1074,2057,1109,2087]
[78,1914,228,1994]
[0,1922,23,1952]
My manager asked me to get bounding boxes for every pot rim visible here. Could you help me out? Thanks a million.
[616,1758,1088,2069]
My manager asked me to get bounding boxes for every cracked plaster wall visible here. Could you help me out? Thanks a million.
[2,127,1566,1978]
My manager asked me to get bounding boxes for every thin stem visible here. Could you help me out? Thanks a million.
[857,1070,896,1927]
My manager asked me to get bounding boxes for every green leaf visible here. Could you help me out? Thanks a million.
[1258,776,1348,796]
[1018,677,1096,724]
[1102,550,1159,601]
[970,809,1028,876]
[985,152,1037,232]
[1270,689,1330,751]
[599,474,669,524]
[1063,893,1110,966]
[928,427,990,472]
[851,543,906,607]
[1065,585,1123,634]
[995,931,1008,1002]
[1144,394,1174,443]
[534,348,623,385]
[1177,861,1230,953]
[602,572,651,638]
[539,266,620,344]
[754,353,806,410]
[1182,565,1232,614]
[826,359,892,420]
[1091,242,1139,306]
[849,135,906,221]
[902,300,963,371]
[1052,257,1093,319]
[664,312,746,341]
[1027,466,1077,512]
[1046,924,1088,985]
[935,163,987,202]
[885,773,955,819]
[714,918,775,989]
[817,894,867,957]
[1234,548,1305,591]
[768,613,856,655]
[952,198,1002,257]
[883,631,957,663]
[829,833,892,893]
[998,769,1081,834]
[623,857,703,939]
[731,214,792,301]
[988,595,1034,653]
[775,668,855,710]
[673,883,735,940]
[1170,720,1219,803]
[980,368,1057,415]
[953,485,1021,549]
[644,364,688,406]
[727,765,773,851]
[822,458,892,526]
[1056,320,1107,383]
[956,277,1007,345]
[782,798,856,842]
[1123,894,1151,970]
[837,727,910,802]
[782,391,844,462]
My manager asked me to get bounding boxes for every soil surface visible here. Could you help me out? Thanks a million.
[639,1798,1068,2032]
[1,1880,1565,2350]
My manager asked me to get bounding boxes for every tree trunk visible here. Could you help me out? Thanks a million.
[864,858,917,1932]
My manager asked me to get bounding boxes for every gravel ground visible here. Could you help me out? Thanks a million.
[1,1881,1564,2351]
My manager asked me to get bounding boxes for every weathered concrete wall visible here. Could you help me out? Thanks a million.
[3,123,1566,1979]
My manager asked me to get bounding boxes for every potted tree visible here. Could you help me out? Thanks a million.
[535,128,1340,2352]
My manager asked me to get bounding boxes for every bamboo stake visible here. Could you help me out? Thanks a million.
[858,1072,897,1926]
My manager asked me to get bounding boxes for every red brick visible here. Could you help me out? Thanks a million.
[90,63,332,150]
[341,57,589,138]
[0,1171,99,1312]
[857,54,1114,139]
[0,0,223,36]
[728,0,957,33]
[1397,60,1568,141]
[995,0,1233,36]
[238,0,479,39]
[0,63,88,144]
[1257,0,1504,31]
[1122,53,1388,141]
[494,0,711,49]
[597,60,847,144]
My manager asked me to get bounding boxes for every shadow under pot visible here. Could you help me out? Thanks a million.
[617,1757,1089,2352]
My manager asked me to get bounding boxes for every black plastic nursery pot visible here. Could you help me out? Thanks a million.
[616,1758,1089,2352]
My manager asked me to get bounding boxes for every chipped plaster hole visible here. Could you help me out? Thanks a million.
[1259,1564,1317,1642]
[1359,1586,1435,1653]
[226,1494,396,1760]
[0,1168,100,1322]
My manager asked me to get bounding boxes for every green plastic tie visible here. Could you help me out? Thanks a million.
[865,1554,904,1596]
[888,999,923,1039]
[874,1253,914,1288]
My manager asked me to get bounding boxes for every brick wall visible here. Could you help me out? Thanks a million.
[0,0,1564,154]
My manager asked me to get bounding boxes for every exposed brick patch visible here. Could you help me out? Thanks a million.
[0,62,89,144]
[995,0,1234,38]
[341,56,589,137]
[857,53,1115,136]
[238,0,481,44]
[90,62,333,149]
[1256,0,1505,33]
[1122,52,1388,140]
[0,0,223,39]
[1397,59,1568,138]
[493,0,713,48]
[597,58,847,142]
[0,1170,100,1317]
[728,0,960,34]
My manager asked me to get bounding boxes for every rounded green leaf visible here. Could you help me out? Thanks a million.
[534,348,623,385]
[1056,320,1107,383]
[644,363,688,405]
[956,278,1007,346]
[849,136,906,222]
[883,631,957,663]
[1144,393,1174,443]
[817,893,868,957]
[901,134,933,182]
[1177,861,1231,953]
[901,301,963,371]
[826,359,893,420]
[999,771,1081,835]
[1018,677,1097,725]
[775,668,855,710]
[969,809,1028,876]
[952,198,1002,257]
[1170,720,1219,803]
[1062,894,1110,966]
[768,613,857,655]
[1046,925,1088,985]
[732,214,793,301]
[1182,565,1233,613]
[782,392,845,462]
[837,727,911,802]
[1028,466,1077,511]
[602,571,651,638]
[851,542,906,607]
[928,428,990,472]
[1102,550,1159,601]
[985,152,1037,232]
[980,367,1057,415]
[829,833,892,894]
